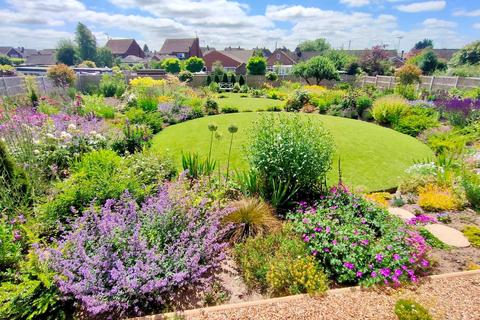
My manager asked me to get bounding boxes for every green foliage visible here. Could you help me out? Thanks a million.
[0,217,24,270]
[324,50,354,71]
[221,106,239,113]
[230,73,236,83]
[359,46,393,76]
[463,173,480,210]
[297,38,331,53]
[82,94,115,119]
[204,97,219,115]
[416,50,444,75]
[222,73,229,83]
[0,251,68,320]
[178,70,193,82]
[184,56,204,73]
[247,56,267,75]
[234,225,328,296]
[450,40,480,66]
[212,61,224,76]
[181,152,216,179]
[247,113,334,193]
[206,74,212,85]
[395,84,418,101]
[395,64,422,85]
[161,58,181,74]
[38,150,146,232]
[265,71,279,82]
[285,89,310,112]
[394,299,432,320]
[419,228,449,249]
[232,82,241,93]
[463,225,480,248]
[125,107,164,134]
[95,46,114,68]
[222,198,280,243]
[99,72,126,98]
[414,39,433,50]
[112,123,152,155]
[371,95,410,126]
[291,56,339,85]
[56,40,78,66]
[393,107,439,136]
[238,74,245,86]
[355,95,372,116]
[75,22,97,61]
[0,55,12,65]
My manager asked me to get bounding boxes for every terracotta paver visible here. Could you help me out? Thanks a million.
[424,224,470,248]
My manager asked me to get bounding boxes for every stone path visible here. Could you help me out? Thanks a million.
[388,207,471,248]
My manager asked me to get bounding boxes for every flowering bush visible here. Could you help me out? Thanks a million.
[49,180,230,318]
[288,185,431,286]
[364,192,391,208]
[434,97,480,127]
[371,95,410,126]
[407,215,437,226]
[418,183,459,211]
[0,215,26,271]
[158,103,191,124]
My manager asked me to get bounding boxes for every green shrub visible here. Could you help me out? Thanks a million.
[463,174,480,211]
[285,90,310,112]
[372,95,410,125]
[238,74,246,86]
[234,225,328,296]
[419,228,449,249]
[82,95,115,119]
[222,198,281,243]
[181,152,216,179]
[0,217,24,271]
[125,151,176,186]
[232,83,241,93]
[239,84,249,93]
[265,71,279,82]
[38,150,146,232]
[208,82,220,93]
[355,95,372,116]
[247,57,267,75]
[463,225,480,248]
[310,90,345,113]
[395,84,418,100]
[266,105,282,112]
[204,97,219,115]
[126,107,163,133]
[221,106,239,113]
[178,70,193,82]
[247,113,334,195]
[393,108,439,136]
[112,123,152,155]
[394,299,432,320]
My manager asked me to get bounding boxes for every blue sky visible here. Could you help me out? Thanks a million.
[0,0,478,51]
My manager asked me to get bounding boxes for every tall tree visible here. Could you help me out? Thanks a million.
[414,39,434,51]
[246,56,267,75]
[185,56,204,72]
[56,40,78,66]
[95,47,114,68]
[143,44,150,54]
[359,46,392,76]
[75,22,97,61]
[297,38,331,53]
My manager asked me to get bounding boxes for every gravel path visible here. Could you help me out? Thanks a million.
[185,272,480,320]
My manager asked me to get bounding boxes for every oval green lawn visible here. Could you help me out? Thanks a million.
[216,93,283,111]
[151,112,434,192]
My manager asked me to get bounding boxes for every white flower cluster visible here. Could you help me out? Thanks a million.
[405,162,443,176]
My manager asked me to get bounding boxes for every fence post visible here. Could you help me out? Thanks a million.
[362,76,366,88]
[2,77,8,96]
[41,76,47,95]
[374,76,378,87]
[454,76,459,89]
[428,76,435,91]
[388,76,394,89]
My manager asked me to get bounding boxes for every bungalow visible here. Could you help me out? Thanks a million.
[159,38,202,60]
[0,47,23,58]
[203,49,254,74]
[24,51,57,66]
[106,39,145,59]
[267,48,297,75]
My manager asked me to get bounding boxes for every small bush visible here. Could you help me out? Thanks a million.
[395,84,419,101]
[393,107,439,136]
[99,73,126,97]
[208,82,220,93]
[232,83,241,93]
[355,95,372,116]
[266,105,283,112]
[463,173,480,210]
[364,192,391,208]
[265,71,279,82]
[372,95,410,126]
[234,225,328,296]
[394,299,432,320]
[178,70,193,82]
[204,97,219,115]
[463,226,480,248]
[285,90,310,112]
[418,184,459,212]
[222,198,281,243]
[395,64,422,85]
[221,106,239,113]
[47,64,76,89]
[82,94,115,119]
[112,123,152,155]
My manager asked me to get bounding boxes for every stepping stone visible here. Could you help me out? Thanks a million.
[388,207,415,221]
[424,224,470,248]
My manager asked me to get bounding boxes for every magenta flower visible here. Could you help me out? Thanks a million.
[371,271,377,278]
[393,254,401,261]
[356,271,363,277]
[379,268,391,277]
[375,254,383,262]
[343,262,355,270]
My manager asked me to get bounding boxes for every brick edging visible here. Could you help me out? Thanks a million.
[132,269,480,320]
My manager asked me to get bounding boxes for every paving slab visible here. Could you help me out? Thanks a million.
[388,207,415,221]
[424,224,470,248]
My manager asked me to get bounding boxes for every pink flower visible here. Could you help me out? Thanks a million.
[375,254,383,262]
[393,254,401,261]
[371,271,377,278]
[421,259,429,267]
[356,271,363,277]
[344,262,354,270]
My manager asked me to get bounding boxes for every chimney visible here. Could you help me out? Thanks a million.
[401,50,404,59]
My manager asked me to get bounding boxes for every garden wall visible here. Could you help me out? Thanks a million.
[360,75,480,91]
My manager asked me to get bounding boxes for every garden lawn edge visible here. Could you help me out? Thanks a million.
[130,269,480,320]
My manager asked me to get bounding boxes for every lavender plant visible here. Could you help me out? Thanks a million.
[48,179,230,318]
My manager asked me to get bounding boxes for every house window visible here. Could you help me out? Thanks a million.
[276,53,280,59]
[177,53,185,59]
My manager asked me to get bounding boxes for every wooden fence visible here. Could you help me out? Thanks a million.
[360,75,480,91]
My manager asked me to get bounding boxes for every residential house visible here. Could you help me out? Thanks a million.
[151,53,177,62]
[24,51,57,66]
[106,39,145,59]
[267,48,297,75]
[203,49,254,74]
[432,49,459,62]
[0,47,23,58]
[201,45,215,56]
[159,38,202,60]
[17,48,39,59]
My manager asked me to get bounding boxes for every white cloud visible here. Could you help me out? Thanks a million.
[474,23,480,29]
[422,18,457,28]
[340,0,371,7]
[396,1,446,13]
[453,9,480,17]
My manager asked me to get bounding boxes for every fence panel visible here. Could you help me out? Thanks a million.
[361,75,480,91]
